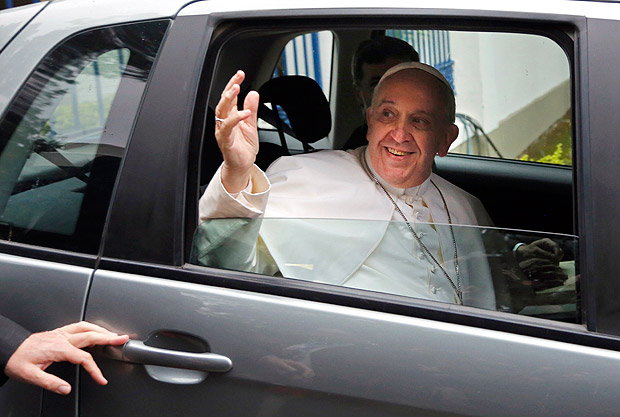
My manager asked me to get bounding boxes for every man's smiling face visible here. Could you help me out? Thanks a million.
[366,69,458,188]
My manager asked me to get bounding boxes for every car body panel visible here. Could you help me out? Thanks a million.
[0,0,190,112]
[0,253,93,417]
[0,2,47,53]
[83,269,620,417]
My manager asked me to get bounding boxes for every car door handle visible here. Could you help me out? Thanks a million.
[105,340,233,373]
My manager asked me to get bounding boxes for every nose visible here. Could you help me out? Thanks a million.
[390,120,411,143]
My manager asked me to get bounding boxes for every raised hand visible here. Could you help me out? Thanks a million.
[214,70,261,194]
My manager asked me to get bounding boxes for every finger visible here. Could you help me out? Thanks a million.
[26,365,73,395]
[216,109,252,147]
[66,332,129,349]
[58,321,119,337]
[216,71,246,118]
[536,239,564,261]
[215,83,241,122]
[532,279,566,291]
[550,243,564,260]
[278,360,299,373]
[221,70,245,102]
[288,361,315,377]
[243,90,260,129]
[61,346,108,386]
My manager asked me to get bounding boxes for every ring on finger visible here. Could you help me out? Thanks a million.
[215,116,225,127]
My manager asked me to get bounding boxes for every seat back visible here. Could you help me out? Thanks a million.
[256,75,331,169]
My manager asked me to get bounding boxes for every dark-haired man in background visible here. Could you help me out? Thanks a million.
[343,36,419,150]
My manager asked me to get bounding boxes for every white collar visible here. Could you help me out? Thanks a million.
[363,147,431,198]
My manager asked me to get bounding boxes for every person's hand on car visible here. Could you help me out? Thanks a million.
[215,70,261,194]
[5,321,129,395]
[515,238,568,290]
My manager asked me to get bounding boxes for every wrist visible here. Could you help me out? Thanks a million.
[221,164,252,194]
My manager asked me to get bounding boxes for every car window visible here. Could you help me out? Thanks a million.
[0,20,168,253]
[195,23,577,325]
[384,30,571,166]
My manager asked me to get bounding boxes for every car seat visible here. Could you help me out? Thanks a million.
[256,75,331,169]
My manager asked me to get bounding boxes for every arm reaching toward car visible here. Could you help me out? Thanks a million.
[215,70,263,194]
[4,321,129,395]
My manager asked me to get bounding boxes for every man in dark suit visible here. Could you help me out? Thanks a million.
[1,315,128,395]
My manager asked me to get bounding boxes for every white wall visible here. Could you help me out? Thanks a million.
[450,32,570,154]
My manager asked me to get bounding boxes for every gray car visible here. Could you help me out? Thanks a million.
[2,0,620,415]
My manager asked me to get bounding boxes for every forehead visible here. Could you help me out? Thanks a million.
[375,69,445,104]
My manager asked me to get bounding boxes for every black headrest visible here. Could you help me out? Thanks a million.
[258,76,331,144]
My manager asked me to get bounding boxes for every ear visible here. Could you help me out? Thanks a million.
[437,124,459,157]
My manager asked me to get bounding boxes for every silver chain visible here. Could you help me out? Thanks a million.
[360,156,462,304]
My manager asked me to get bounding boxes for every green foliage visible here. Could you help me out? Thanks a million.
[518,110,572,166]
[520,143,571,166]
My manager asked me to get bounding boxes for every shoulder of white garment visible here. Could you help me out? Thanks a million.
[263,148,394,220]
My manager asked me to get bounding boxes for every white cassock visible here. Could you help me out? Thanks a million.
[196,146,496,309]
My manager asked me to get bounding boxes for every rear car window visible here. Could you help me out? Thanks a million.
[0,20,168,253]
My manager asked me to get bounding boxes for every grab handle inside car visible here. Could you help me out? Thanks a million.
[104,340,233,373]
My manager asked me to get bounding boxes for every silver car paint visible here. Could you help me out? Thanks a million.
[82,270,620,417]
[0,253,93,417]
[0,0,191,112]
[0,2,47,53]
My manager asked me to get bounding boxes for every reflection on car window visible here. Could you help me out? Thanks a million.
[191,219,579,323]
[0,21,168,253]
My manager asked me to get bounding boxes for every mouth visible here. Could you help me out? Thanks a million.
[386,147,413,156]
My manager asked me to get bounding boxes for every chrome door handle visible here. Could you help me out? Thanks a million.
[105,340,232,372]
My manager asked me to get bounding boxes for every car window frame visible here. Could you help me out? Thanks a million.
[99,7,620,349]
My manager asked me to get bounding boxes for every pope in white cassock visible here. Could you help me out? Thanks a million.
[195,62,497,309]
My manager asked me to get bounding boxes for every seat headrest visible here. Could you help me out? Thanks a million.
[258,76,331,144]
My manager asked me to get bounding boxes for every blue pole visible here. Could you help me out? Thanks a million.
[311,32,322,89]
[281,50,288,76]
[6,0,13,8]
[292,39,300,75]
[302,34,310,77]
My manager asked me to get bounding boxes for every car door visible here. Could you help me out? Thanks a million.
[78,2,620,416]
[0,9,169,416]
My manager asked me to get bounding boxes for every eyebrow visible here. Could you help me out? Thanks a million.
[378,99,396,105]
